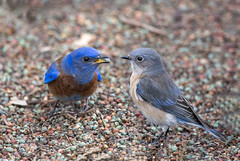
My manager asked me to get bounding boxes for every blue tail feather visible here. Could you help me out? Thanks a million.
[177,118,226,142]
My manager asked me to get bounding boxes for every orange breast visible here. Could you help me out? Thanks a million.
[48,72,98,98]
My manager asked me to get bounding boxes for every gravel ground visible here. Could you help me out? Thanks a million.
[0,0,239,160]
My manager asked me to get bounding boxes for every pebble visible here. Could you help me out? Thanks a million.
[105,116,111,121]
[6,147,14,152]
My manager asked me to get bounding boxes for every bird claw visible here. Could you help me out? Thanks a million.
[149,129,169,145]
[81,106,89,113]
[78,97,90,113]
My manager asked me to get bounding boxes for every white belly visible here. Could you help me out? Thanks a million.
[130,73,178,129]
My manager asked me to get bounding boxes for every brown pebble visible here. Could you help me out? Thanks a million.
[114,34,123,47]
[105,116,111,121]
[176,142,182,146]
[116,99,121,103]
[100,101,105,104]
[18,118,23,123]
[104,135,110,140]
[98,120,103,124]
[105,123,110,128]
[57,126,61,130]
[11,139,17,144]
[86,116,91,121]
[113,128,119,133]
[47,130,53,135]
[108,97,114,102]
[40,117,45,121]
[121,151,127,155]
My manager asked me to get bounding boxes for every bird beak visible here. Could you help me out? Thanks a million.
[94,56,110,64]
[121,56,131,60]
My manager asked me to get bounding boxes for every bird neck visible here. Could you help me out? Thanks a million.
[145,64,167,76]
[75,66,97,85]
[61,55,97,85]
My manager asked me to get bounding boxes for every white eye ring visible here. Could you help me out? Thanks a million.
[136,56,144,62]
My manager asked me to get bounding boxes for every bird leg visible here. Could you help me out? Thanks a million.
[151,127,169,145]
[82,97,90,112]
[73,102,79,113]
[48,100,59,118]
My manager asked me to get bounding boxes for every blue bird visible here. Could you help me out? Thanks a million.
[44,47,110,116]
[122,48,226,143]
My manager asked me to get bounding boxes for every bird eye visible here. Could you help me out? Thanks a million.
[83,56,90,62]
[136,56,144,62]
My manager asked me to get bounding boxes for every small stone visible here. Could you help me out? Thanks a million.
[6,147,14,152]
[103,119,108,123]
[113,128,119,133]
[105,116,111,121]
[98,120,103,124]
[78,142,85,148]
[189,140,195,145]
[105,123,110,128]
[170,145,178,152]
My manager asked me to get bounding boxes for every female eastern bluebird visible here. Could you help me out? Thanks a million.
[44,47,110,116]
[122,48,226,143]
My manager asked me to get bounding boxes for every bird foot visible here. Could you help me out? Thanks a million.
[150,129,169,145]
[81,106,89,113]
[151,135,166,145]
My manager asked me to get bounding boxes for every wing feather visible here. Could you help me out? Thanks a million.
[136,75,204,126]
[96,68,102,82]
[44,62,60,84]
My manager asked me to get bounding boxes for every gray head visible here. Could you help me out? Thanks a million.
[121,48,165,74]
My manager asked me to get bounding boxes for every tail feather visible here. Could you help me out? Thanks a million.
[203,122,226,142]
[178,119,226,142]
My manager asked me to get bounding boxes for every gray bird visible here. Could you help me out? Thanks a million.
[122,48,226,144]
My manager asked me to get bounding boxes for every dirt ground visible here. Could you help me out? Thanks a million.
[0,0,239,160]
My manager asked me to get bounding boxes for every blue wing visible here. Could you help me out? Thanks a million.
[136,76,203,125]
[96,68,102,82]
[44,62,60,84]
[136,76,178,110]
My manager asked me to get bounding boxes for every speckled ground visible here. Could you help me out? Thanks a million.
[0,0,239,160]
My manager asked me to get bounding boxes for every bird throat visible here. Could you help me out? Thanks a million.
[61,55,97,85]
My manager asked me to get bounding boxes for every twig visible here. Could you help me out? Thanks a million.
[27,99,56,105]
[8,153,14,160]
[119,15,167,37]
[117,137,130,142]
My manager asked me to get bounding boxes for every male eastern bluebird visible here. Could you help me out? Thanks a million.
[122,48,226,143]
[44,47,110,116]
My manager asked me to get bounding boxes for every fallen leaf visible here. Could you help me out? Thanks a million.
[9,100,28,106]
[72,33,96,48]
